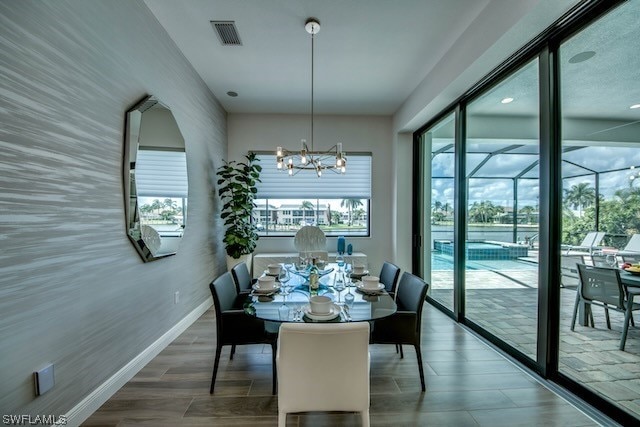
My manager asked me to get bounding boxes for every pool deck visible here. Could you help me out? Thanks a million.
[429,253,640,420]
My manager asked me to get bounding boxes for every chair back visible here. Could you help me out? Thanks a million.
[294,226,326,253]
[590,254,618,268]
[277,322,370,414]
[576,264,625,309]
[210,272,238,330]
[379,261,401,294]
[581,231,605,247]
[623,234,640,252]
[231,261,253,293]
[396,272,429,329]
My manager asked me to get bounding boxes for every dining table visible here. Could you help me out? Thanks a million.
[243,263,397,323]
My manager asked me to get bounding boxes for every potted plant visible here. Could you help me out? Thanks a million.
[216,152,262,271]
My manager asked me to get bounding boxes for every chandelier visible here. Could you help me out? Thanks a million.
[276,18,347,177]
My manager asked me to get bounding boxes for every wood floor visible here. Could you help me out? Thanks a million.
[82,303,614,426]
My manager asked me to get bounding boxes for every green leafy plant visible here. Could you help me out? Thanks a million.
[216,153,261,259]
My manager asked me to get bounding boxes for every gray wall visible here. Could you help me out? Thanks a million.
[0,0,225,416]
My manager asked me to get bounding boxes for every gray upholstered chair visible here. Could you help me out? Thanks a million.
[230,261,256,294]
[370,272,429,391]
[378,261,401,298]
[209,272,277,394]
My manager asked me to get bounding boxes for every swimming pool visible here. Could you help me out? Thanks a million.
[434,240,528,260]
[431,254,537,271]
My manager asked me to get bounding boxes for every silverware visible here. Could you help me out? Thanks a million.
[343,305,352,322]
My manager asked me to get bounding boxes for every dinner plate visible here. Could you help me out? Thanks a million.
[252,283,281,294]
[623,268,640,276]
[356,282,385,295]
[302,303,341,320]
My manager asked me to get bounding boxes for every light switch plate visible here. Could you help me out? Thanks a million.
[34,363,54,396]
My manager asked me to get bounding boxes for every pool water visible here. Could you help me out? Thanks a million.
[431,253,537,271]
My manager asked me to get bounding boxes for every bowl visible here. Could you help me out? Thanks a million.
[309,295,332,314]
[267,264,281,275]
[257,275,277,290]
[362,275,380,289]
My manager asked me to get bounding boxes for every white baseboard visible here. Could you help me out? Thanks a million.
[60,297,213,427]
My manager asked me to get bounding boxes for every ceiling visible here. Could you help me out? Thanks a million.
[144,0,494,115]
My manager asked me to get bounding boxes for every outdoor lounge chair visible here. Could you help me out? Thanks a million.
[618,234,640,256]
[562,231,606,255]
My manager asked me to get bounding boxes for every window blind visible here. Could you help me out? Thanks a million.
[136,149,188,198]
[255,153,371,199]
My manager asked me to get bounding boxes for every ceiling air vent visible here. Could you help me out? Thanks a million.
[211,21,242,46]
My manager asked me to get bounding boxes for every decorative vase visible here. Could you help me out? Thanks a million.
[226,253,253,274]
[347,243,353,255]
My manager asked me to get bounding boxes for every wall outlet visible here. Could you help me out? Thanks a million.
[34,363,54,396]
[174,291,180,304]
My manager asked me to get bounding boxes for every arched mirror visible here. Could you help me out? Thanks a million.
[123,95,188,262]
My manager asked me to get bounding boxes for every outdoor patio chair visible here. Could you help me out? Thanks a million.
[563,231,606,255]
[277,322,370,427]
[621,234,640,253]
[572,264,640,351]
[560,254,585,288]
[590,254,619,268]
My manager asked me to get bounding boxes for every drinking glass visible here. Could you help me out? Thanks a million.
[336,254,345,272]
[334,272,345,303]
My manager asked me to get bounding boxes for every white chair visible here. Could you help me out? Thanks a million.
[621,234,640,253]
[276,322,370,427]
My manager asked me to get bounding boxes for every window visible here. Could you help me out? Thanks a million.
[136,148,188,237]
[253,153,371,236]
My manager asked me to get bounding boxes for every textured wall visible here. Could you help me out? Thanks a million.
[0,0,226,416]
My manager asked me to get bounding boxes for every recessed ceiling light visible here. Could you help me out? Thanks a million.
[227,91,238,97]
[630,104,640,109]
[501,97,514,104]
[568,51,596,64]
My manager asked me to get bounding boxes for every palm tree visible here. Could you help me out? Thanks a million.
[341,198,363,226]
[300,200,314,225]
[564,183,595,217]
[468,200,502,223]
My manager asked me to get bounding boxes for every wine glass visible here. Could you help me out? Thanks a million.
[278,271,292,320]
[344,271,355,308]
[336,254,345,272]
[334,272,345,303]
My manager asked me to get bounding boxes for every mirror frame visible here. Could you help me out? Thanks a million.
[123,95,186,262]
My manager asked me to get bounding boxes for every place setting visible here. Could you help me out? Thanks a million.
[301,295,342,322]
[251,275,281,300]
[355,275,386,295]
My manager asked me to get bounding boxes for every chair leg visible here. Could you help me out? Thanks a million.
[271,341,277,395]
[399,343,404,359]
[570,293,580,331]
[631,314,635,327]
[621,295,636,351]
[210,344,223,394]
[361,409,370,427]
[414,344,426,392]
[588,305,595,328]
[278,411,287,427]
[230,344,236,360]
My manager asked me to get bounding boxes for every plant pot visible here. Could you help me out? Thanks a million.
[226,253,253,275]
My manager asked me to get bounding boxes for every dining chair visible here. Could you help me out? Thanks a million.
[590,254,618,268]
[276,322,370,427]
[560,254,585,288]
[378,261,401,298]
[230,261,256,295]
[209,272,277,394]
[572,264,640,350]
[370,272,429,391]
